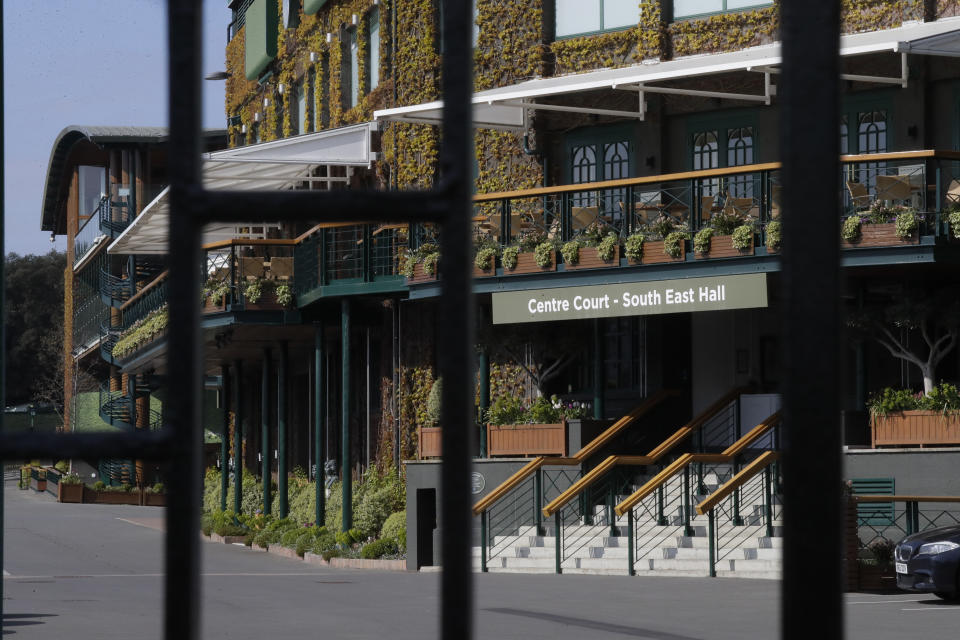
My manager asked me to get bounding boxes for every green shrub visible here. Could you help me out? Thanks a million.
[426,378,442,427]
[61,473,82,486]
[355,482,404,539]
[335,531,353,546]
[842,216,861,242]
[295,531,315,557]
[361,538,399,560]
[533,242,553,268]
[312,530,337,555]
[867,383,960,416]
[280,528,303,548]
[560,240,581,265]
[624,234,644,262]
[894,209,918,239]
[596,232,618,261]
[253,530,271,549]
[201,514,215,536]
[381,511,406,548]
[949,211,960,239]
[422,251,440,275]
[766,220,782,251]
[54,460,69,473]
[663,232,689,258]
[152,482,165,494]
[731,225,753,251]
[287,480,317,525]
[693,227,713,254]
[474,247,497,271]
[92,480,106,491]
[501,246,519,270]
[322,547,342,562]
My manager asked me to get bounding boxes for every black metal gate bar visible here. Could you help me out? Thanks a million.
[165,1,205,638]
[780,1,843,639]
[0,1,6,631]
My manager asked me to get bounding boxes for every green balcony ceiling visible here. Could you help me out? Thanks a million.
[245,0,279,81]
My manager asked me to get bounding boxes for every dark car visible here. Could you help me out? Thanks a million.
[895,524,960,599]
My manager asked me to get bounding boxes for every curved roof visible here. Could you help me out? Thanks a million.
[41,126,226,232]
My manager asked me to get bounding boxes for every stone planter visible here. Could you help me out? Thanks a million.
[844,223,919,248]
[58,482,83,503]
[329,557,406,571]
[695,234,754,259]
[407,262,438,284]
[871,411,960,447]
[502,251,555,275]
[419,426,443,459]
[211,533,248,545]
[639,239,685,265]
[267,545,301,560]
[564,246,619,271]
[487,421,567,457]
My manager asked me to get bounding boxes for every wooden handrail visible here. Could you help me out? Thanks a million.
[852,495,960,503]
[720,411,782,458]
[541,386,751,517]
[472,150,960,202]
[572,389,677,461]
[696,451,780,515]
[201,238,299,250]
[615,410,781,516]
[118,270,169,312]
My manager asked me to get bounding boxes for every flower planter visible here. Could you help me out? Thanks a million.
[871,411,960,447]
[419,426,443,459]
[487,421,567,457]
[639,239,685,265]
[695,234,755,259]
[564,246,620,271]
[843,223,919,248]
[407,262,438,284]
[82,487,141,505]
[143,492,166,507]
[502,252,556,275]
[203,298,228,313]
[58,482,83,503]
[30,469,46,493]
[244,290,285,311]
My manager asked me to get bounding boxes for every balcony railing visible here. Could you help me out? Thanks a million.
[462,149,960,271]
[203,239,296,310]
[73,197,108,267]
[293,223,409,295]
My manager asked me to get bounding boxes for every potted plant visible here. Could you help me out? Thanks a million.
[485,395,590,457]
[502,230,557,274]
[868,383,960,447]
[473,243,498,277]
[564,226,620,270]
[202,277,230,311]
[624,233,645,264]
[418,378,443,459]
[843,203,921,247]
[640,215,688,264]
[143,482,166,506]
[766,220,783,253]
[403,243,441,283]
[58,473,84,503]
[694,209,755,258]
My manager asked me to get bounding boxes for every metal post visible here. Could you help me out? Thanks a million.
[593,319,605,419]
[708,509,716,577]
[478,347,489,458]
[534,468,543,536]
[278,341,288,519]
[437,2,475,637]
[262,347,272,515]
[781,1,843,636]
[627,509,635,576]
[480,511,488,573]
[683,467,693,536]
[657,484,666,526]
[220,365,229,512]
[765,466,774,539]
[341,298,352,531]
[233,360,243,516]
[165,3,204,636]
[0,2,6,625]
[554,512,562,574]
[314,324,325,527]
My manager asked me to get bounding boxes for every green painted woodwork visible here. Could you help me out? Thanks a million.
[220,365,229,512]
[851,477,896,525]
[278,341,288,519]
[233,360,243,517]
[245,0,279,81]
[341,299,352,532]
[314,324,325,527]
[303,0,327,16]
[261,348,272,515]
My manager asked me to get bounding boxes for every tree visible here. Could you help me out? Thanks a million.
[479,321,583,398]
[849,286,960,394]
[4,251,66,407]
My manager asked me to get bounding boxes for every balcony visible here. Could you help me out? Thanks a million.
[203,239,297,312]
[398,149,959,290]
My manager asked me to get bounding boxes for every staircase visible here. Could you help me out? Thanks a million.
[472,389,783,579]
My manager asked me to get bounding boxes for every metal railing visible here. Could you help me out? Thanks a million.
[73,198,108,267]
[203,239,295,310]
[853,495,960,553]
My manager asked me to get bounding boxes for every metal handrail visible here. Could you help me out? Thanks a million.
[696,450,781,515]
[615,411,782,516]
[541,386,751,518]
[472,389,675,515]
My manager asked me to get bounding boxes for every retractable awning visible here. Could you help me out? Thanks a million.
[374,18,960,131]
[108,122,377,255]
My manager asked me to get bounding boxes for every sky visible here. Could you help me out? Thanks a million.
[3,0,232,256]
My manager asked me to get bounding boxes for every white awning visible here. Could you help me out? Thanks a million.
[108,123,376,255]
[374,18,960,131]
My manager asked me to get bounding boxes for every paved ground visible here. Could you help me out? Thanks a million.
[3,483,959,639]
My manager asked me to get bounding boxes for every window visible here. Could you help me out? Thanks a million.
[472,0,479,47]
[555,0,639,38]
[691,126,755,196]
[674,0,773,20]
[319,52,330,129]
[342,27,358,110]
[296,82,310,135]
[840,102,890,189]
[369,7,380,91]
[77,166,106,218]
[566,126,635,227]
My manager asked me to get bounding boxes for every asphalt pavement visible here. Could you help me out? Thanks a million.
[3,482,959,639]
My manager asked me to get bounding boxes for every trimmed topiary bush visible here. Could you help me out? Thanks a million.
[381,511,406,546]
[361,538,399,559]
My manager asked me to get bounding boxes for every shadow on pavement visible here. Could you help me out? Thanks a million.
[484,607,704,640]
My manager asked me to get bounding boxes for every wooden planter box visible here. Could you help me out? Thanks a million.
[244,290,285,311]
[30,469,46,493]
[203,297,228,313]
[419,427,443,459]
[487,421,567,457]
[82,487,141,505]
[871,411,960,447]
[695,234,754,259]
[58,482,83,503]
[143,492,166,506]
[407,262,439,284]
[473,259,496,277]
[844,223,919,248]
[503,251,556,275]
[564,246,620,270]
[639,239,685,265]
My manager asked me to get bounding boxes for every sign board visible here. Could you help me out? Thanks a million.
[492,273,768,324]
